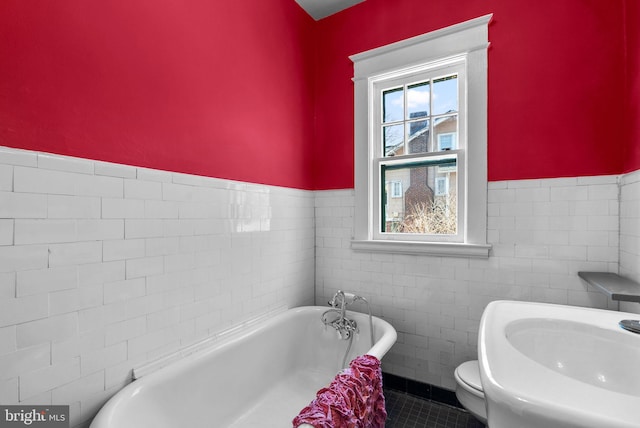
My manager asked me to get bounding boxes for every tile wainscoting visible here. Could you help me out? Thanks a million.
[620,169,640,314]
[0,146,315,427]
[316,174,629,390]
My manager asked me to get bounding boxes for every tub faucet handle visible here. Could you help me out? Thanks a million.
[328,290,345,308]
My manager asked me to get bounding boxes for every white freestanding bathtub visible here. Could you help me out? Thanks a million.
[90,306,397,428]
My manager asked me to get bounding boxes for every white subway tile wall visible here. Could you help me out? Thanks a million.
[620,170,640,314]
[315,175,623,390]
[0,146,315,428]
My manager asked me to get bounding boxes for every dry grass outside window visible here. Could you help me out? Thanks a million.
[394,191,457,235]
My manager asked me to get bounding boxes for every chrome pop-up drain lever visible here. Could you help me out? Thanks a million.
[619,319,640,334]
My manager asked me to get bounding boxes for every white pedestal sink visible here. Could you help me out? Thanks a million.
[479,300,640,428]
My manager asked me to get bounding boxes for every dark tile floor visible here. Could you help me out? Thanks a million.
[385,389,485,428]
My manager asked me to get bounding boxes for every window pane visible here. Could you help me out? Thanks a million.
[381,159,457,235]
[434,115,457,151]
[433,75,458,115]
[407,82,430,119]
[383,124,404,156]
[406,119,429,155]
[383,88,404,123]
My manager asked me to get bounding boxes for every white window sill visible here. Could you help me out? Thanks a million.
[351,239,491,258]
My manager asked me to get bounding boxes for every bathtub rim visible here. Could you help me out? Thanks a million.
[133,305,396,380]
[90,305,397,428]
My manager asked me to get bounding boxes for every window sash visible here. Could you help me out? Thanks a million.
[371,62,466,243]
[375,151,464,242]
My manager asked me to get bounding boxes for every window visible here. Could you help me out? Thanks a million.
[350,15,492,258]
[438,133,456,151]
[389,181,403,198]
[376,62,464,240]
[435,176,449,196]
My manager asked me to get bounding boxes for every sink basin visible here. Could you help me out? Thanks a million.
[479,301,640,428]
[506,318,640,395]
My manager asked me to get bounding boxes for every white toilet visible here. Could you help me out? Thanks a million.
[454,360,487,424]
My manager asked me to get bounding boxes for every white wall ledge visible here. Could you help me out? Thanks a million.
[351,239,491,258]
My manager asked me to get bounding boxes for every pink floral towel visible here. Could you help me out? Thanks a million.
[292,354,386,428]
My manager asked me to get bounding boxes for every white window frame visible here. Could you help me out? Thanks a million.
[350,14,492,258]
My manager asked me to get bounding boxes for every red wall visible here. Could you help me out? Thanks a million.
[312,0,629,189]
[0,1,636,190]
[626,0,640,172]
[0,0,316,189]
